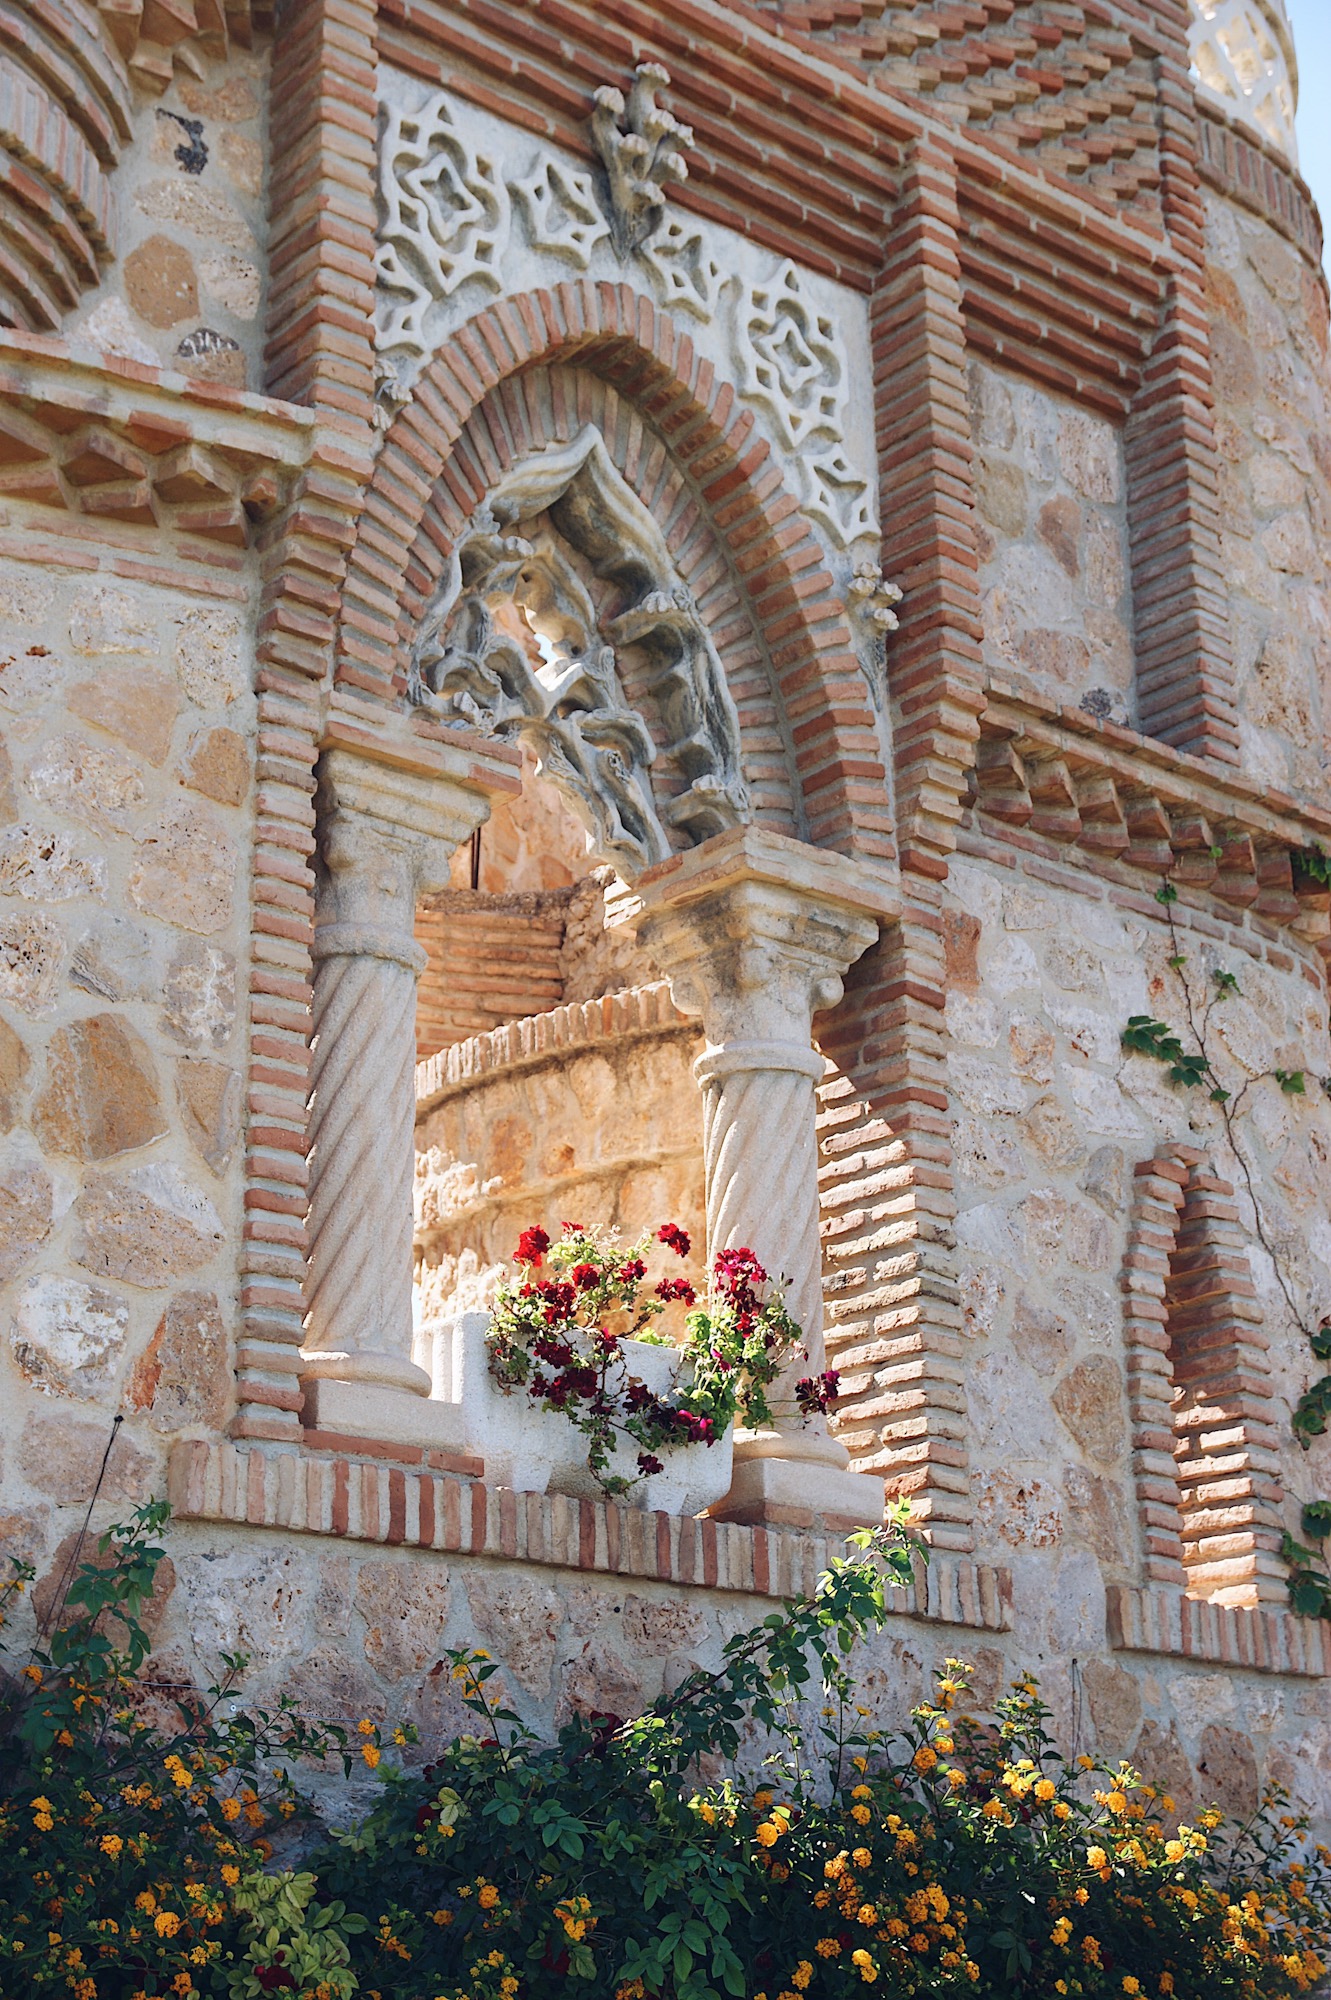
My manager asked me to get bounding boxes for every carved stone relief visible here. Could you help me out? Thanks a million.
[410,426,750,877]
[374,78,879,552]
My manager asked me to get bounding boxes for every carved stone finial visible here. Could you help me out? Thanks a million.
[846,559,903,635]
[590,63,695,258]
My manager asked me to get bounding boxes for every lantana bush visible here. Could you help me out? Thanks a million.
[2,1503,1328,2000]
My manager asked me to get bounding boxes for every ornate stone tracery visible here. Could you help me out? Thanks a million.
[1189,0,1298,163]
[410,426,750,878]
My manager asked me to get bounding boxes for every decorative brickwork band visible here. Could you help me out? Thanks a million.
[1121,1147,1286,1607]
[1109,1583,1326,1678]
[1124,12,1240,765]
[167,1441,1013,1632]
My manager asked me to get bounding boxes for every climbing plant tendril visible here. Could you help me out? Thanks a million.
[1120,854,1331,1620]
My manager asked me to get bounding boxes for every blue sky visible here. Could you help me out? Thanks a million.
[1289,0,1331,246]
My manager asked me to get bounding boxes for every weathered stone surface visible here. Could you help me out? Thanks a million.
[179,74,260,121]
[465,1574,562,1696]
[219,131,263,196]
[355,1560,452,1681]
[0,1015,29,1130]
[199,253,260,318]
[10,1275,129,1399]
[179,727,248,806]
[33,1529,175,1636]
[0,739,16,825]
[124,234,199,328]
[1051,1356,1127,1468]
[1082,1658,1143,1749]
[130,805,236,935]
[125,1289,228,1430]
[27,734,147,831]
[0,825,105,902]
[621,1593,709,1658]
[17,1408,154,1505]
[178,1543,318,1672]
[1133,1722,1196,1817]
[70,919,156,1003]
[557,1644,645,1726]
[1062,1463,1134,1566]
[33,1014,166,1161]
[176,330,245,386]
[0,913,63,1015]
[76,296,158,366]
[974,1468,1062,1549]
[175,1058,241,1171]
[162,940,236,1047]
[175,609,246,708]
[1196,1723,1260,1816]
[0,1158,52,1280]
[69,585,154,656]
[136,180,253,251]
[73,1163,223,1287]
[69,668,179,767]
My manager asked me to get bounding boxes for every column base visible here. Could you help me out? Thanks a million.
[300,1347,432,1396]
[301,1376,471,1454]
[708,1453,886,1533]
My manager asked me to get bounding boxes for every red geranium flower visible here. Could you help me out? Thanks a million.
[655,1276,697,1305]
[515,1225,550,1266]
[656,1222,690,1256]
[570,1261,599,1289]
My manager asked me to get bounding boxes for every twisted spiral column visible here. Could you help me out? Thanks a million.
[303,925,428,1390]
[299,747,506,1402]
[696,1043,828,1370]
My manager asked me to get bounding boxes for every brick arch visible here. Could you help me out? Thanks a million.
[336,280,892,860]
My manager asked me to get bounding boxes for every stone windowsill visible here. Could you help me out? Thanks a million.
[167,1440,1012,1630]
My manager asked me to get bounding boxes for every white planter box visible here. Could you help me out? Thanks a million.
[437,1311,734,1514]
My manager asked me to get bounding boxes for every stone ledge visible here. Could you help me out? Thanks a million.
[1108,1585,1328,1678]
[168,1441,1011,1628]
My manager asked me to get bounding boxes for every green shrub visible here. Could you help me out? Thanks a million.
[2,1506,1328,2000]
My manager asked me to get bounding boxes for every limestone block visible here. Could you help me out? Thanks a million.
[179,75,261,121]
[162,940,236,1048]
[1051,1356,1127,1468]
[130,806,236,935]
[17,1409,154,1505]
[0,1016,29,1130]
[355,1560,452,1681]
[1082,1657,1142,1749]
[0,566,54,625]
[0,913,64,1015]
[464,1574,563,1696]
[10,1275,130,1400]
[974,1468,1062,1550]
[69,670,179,769]
[1062,1464,1134,1566]
[179,727,248,806]
[73,1163,223,1287]
[0,1158,52,1280]
[70,919,158,1004]
[125,1290,229,1432]
[0,741,15,826]
[69,585,155,657]
[136,180,253,252]
[200,253,260,318]
[218,133,263,197]
[27,734,147,831]
[174,609,246,707]
[177,1542,320,1673]
[175,1058,241,1171]
[0,826,105,903]
[33,1015,167,1162]
[124,234,199,328]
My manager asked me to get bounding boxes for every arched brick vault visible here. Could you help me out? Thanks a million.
[334,280,894,861]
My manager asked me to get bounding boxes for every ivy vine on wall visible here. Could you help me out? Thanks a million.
[1119,843,1331,1619]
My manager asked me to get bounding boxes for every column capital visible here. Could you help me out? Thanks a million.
[622,826,896,1045]
[315,741,516,942]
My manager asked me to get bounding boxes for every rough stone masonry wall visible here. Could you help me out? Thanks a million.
[0,556,254,1564]
[937,839,1331,1809]
[1204,188,1331,800]
[69,41,270,392]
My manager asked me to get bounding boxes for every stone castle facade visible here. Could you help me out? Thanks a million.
[1,0,1330,1825]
